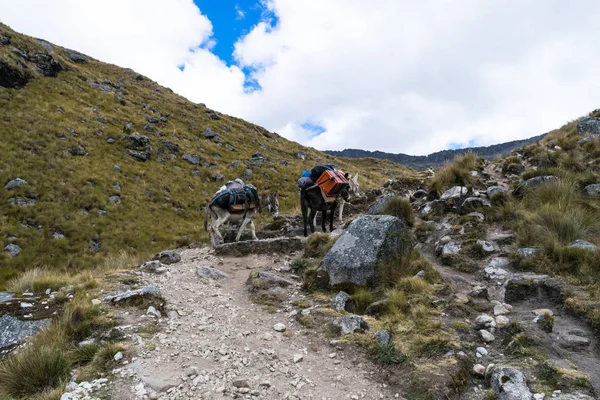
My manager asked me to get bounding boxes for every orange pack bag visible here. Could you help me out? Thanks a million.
[316,169,349,197]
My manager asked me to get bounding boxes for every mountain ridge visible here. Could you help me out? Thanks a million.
[324,133,546,170]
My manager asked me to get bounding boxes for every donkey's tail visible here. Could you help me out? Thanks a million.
[203,205,211,231]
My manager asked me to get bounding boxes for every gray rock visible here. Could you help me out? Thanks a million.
[113,165,121,172]
[127,149,149,161]
[553,392,595,400]
[331,291,351,311]
[477,240,500,254]
[0,292,14,303]
[8,197,37,207]
[366,193,397,215]
[577,117,600,135]
[333,315,368,335]
[128,133,150,149]
[467,212,485,221]
[242,169,253,179]
[440,186,467,201]
[160,140,179,153]
[567,239,596,251]
[487,186,506,198]
[522,175,559,188]
[584,183,600,196]
[89,239,101,253]
[109,195,121,204]
[578,134,600,144]
[411,189,428,201]
[0,315,51,350]
[104,285,161,303]
[139,260,166,273]
[364,299,388,316]
[4,243,21,257]
[322,215,409,287]
[474,314,495,329]
[484,258,510,280]
[196,267,228,280]
[182,154,200,165]
[490,366,532,400]
[202,128,217,139]
[296,151,306,160]
[559,334,590,351]
[5,178,28,189]
[247,271,294,288]
[65,49,87,63]
[442,241,462,256]
[36,39,54,52]
[461,197,491,214]
[154,250,181,264]
[515,248,537,259]
[374,329,391,345]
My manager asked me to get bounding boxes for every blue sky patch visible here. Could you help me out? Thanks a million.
[301,122,326,138]
[448,139,479,150]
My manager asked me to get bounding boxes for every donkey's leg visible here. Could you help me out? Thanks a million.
[250,220,258,241]
[329,205,335,232]
[212,215,229,244]
[235,217,250,241]
[321,209,327,232]
[301,191,309,237]
[309,209,317,234]
[338,199,345,224]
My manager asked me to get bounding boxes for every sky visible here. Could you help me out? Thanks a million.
[1,1,599,155]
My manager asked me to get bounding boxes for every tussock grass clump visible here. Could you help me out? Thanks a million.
[304,233,335,258]
[352,288,376,314]
[381,197,415,226]
[428,153,482,197]
[6,267,97,294]
[0,341,70,398]
[378,249,440,289]
[376,342,408,364]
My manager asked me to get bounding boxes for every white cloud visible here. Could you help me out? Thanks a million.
[1,0,599,155]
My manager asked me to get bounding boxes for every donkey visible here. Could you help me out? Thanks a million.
[301,186,350,237]
[204,192,279,246]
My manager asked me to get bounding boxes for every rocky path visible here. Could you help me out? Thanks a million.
[109,247,398,400]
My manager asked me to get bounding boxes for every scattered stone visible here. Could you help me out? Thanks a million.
[127,149,149,161]
[453,293,469,304]
[0,315,51,350]
[293,354,304,363]
[114,351,123,361]
[486,186,506,198]
[104,285,161,303]
[472,364,486,377]
[4,178,28,189]
[516,248,537,259]
[440,186,467,201]
[477,240,499,254]
[273,323,286,332]
[490,366,532,400]
[467,212,485,221]
[331,291,351,311]
[494,304,510,316]
[461,197,491,214]
[584,183,600,196]
[484,258,510,280]
[559,334,590,351]
[153,250,181,264]
[109,195,121,204]
[246,271,295,288]
[8,197,37,207]
[373,330,391,345]
[474,314,495,329]
[442,241,462,256]
[333,315,368,335]
[567,239,596,251]
[4,243,21,257]
[495,316,510,328]
[296,151,306,160]
[182,154,200,165]
[479,329,495,342]
[202,128,217,139]
[322,215,409,287]
[196,266,228,280]
[476,347,488,356]
[128,133,150,148]
[146,306,161,318]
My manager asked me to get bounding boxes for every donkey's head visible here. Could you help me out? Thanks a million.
[261,191,279,217]
[348,172,360,197]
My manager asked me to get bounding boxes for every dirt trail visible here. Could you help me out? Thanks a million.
[110,247,398,400]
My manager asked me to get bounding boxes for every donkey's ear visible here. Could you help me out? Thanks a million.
[274,191,278,197]
[352,172,359,183]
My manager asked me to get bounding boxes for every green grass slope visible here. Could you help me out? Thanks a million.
[0,23,417,286]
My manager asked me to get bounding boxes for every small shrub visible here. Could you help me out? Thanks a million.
[90,343,126,371]
[377,343,407,364]
[0,342,70,398]
[290,259,311,271]
[428,153,482,197]
[381,197,415,226]
[538,312,554,333]
[352,288,376,314]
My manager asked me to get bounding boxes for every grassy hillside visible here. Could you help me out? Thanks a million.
[0,23,417,286]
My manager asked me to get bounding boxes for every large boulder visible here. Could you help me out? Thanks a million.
[577,117,600,135]
[321,215,409,287]
[153,250,181,264]
[460,197,491,214]
[490,366,532,400]
[523,175,558,188]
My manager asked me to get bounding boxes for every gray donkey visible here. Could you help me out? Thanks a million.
[204,192,279,246]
